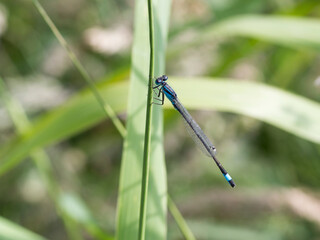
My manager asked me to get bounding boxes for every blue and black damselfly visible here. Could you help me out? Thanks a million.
[153,75,235,188]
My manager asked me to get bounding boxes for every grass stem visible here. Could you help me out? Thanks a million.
[168,196,196,240]
[31,0,126,138]
[138,0,155,239]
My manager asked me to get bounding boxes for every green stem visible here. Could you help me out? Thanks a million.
[31,0,126,138]
[138,0,155,239]
[168,196,196,240]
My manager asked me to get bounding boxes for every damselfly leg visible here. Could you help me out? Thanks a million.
[152,84,164,105]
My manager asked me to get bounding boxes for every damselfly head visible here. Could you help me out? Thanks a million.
[155,75,168,85]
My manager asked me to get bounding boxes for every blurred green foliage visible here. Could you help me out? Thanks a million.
[0,0,320,239]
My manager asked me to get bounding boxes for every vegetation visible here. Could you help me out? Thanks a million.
[0,0,320,239]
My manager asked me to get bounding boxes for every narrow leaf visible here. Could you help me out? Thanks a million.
[1,78,319,177]
[170,77,320,144]
[0,81,128,176]
[207,15,320,50]
[115,0,171,239]
[0,216,47,240]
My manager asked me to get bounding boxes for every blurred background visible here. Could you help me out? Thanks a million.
[0,0,320,239]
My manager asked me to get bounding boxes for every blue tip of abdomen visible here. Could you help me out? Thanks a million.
[224,173,236,188]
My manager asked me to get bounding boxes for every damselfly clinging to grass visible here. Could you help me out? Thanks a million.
[153,75,235,188]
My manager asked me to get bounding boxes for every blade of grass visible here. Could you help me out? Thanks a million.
[0,216,47,240]
[115,0,171,239]
[168,196,196,240]
[209,15,320,50]
[137,0,155,238]
[1,77,319,176]
[0,78,128,176]
[168,15,320,58]
[169,77,320,144]
[31,0,126,138]
[58,193,114,240]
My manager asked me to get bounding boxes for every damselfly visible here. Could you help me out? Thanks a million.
[153,75,235,188]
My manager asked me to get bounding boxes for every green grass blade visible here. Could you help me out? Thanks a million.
[58,193,114,240]
[169,15,320,56]
[170,77,320,144]
[206,15,320,50]
[1,78,319,177]
[0,216,47,240]
[115,0,171,239]
[168,196,196,240]
[31,0,126,137]
[0,79,128,176]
